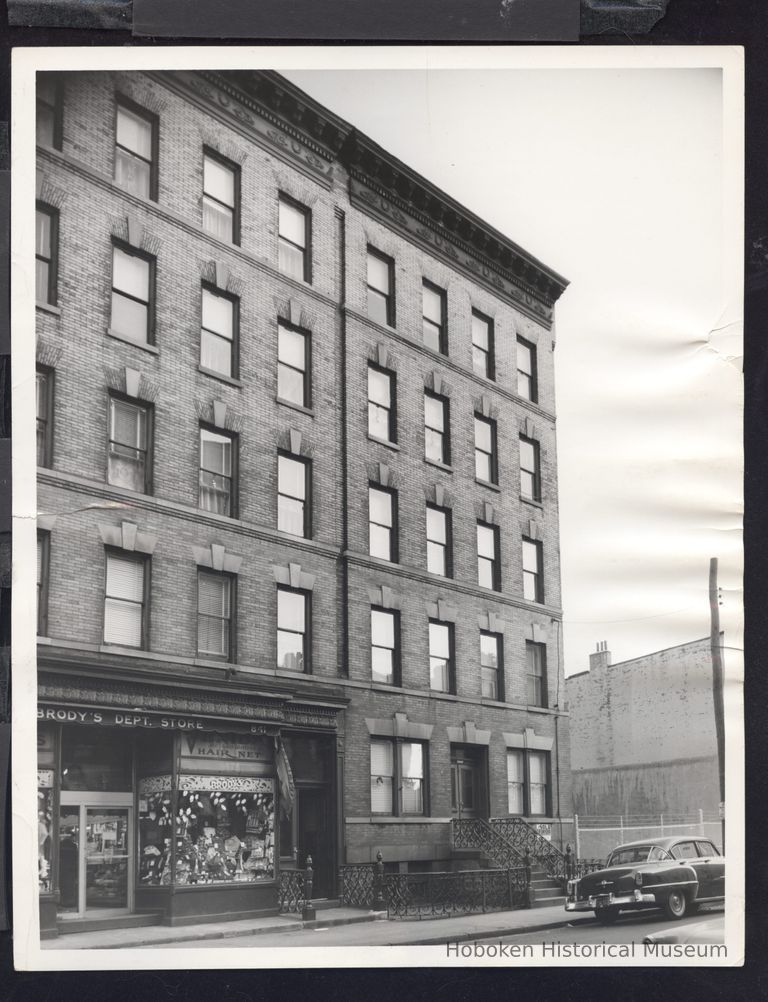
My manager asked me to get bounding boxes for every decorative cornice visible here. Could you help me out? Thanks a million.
[157,71,568,323]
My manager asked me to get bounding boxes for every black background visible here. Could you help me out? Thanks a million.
[0,0,765,998]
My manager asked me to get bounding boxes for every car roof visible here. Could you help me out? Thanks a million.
[610,836,715,851]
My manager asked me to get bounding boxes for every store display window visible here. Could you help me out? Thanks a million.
[175,779,275,884]
[37,724,56,892]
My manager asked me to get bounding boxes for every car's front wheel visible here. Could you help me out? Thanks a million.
[662,889,688,920]
[595,907,620,925]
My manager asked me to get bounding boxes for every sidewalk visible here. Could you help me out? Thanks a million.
[43,902,590,950]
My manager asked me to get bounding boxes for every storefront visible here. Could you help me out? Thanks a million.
[37,671,345,937]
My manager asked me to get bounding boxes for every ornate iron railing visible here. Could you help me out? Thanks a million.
[490,817,568,879]
[278,869,306,914]
[385,867,527,919]
[339,863,376,908]
[452,817,527,868]
[566,859,605,880]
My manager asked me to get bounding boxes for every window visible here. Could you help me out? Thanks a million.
[519,436,541,502]
[422,281,447,354]
[37,532,50,636]
[526,641,547,707]
[429,619,455,693]
[203,151,239,244]
[522,538,544,603]
[426,504,452,577]
[277,322,311,408]
[278,453,310,538]
[37,74,62,149]
[424,392,450,465]
[371,608,400,685]
[36,367,54,468]
[370,739,426,816]
[517,336,538,402]
[368,365,396,443]
[481,631,504,701]
[367,247,394,327]
[197,571,234,660]
[36,205,58,306]
[278,195,311,282]
[200,286,238,378]
[115,99,157,201]
[277,586,309,673]
[104,552,147,648]
[474,415,498,484]
[472,311,494,379]
[369,486,397,562]
[670,841,699,861]
[111,244,153,345]
[199,427,236,517]
[108,396,152,493]
[507,749,550,816]
[477,522,500,591]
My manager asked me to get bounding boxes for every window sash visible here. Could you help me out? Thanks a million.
[425,394,448,463]
[278,456,308,537]
[36,207,57,305]
[370,739,394,814]
[520,437,540,500]
[277,324,309,406]
[370,740,425,815]
[36,369,52,467]
[474,417,496,482]
[199,429,233,515]
[204,155,235,207]
[197,573,231,658]
[429,621,452,692]
[369,488,395,561]
[367,250,393,326]
[507,750,525,814]
[278,199,309,280]
[104,555,145,647]
[277,588,308,672]
[526,642,546,706]
[368,367,394,441]
[371,609,397,685]
[111,247,151,343]
[517,338,537,401]
[108,399,149,492]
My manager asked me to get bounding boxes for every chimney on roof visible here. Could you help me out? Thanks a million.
[589,640,611,672]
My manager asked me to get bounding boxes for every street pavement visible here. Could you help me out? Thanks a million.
[43,902,724,951]
[44,902,590,950]
[478,906,725,946]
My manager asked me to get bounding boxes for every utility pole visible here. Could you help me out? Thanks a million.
[709,557,726,852]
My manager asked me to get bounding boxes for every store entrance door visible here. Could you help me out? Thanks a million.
[58,793,133,919]
[296,787,333,899]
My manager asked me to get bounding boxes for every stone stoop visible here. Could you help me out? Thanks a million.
[530,869,566,909]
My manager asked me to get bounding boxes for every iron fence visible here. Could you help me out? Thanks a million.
[278,869,305,914]
[384,867,528,919]
[339,863,376,908]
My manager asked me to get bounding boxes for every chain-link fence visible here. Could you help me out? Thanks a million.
[574,811,723,862]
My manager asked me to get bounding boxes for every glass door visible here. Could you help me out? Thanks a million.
[58,794,133,918]
[85,808,129,910]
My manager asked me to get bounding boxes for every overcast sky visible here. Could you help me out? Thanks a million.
[284,66,742,674]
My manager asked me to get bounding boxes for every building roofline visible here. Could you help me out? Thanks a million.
[567,635,717,679]
[208,69,569,308]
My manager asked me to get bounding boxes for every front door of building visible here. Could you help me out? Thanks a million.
[296,787,333,898]
[450,746,488,819]
[58,793,133,918]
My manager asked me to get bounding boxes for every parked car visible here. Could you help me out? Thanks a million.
[565,836,724,925]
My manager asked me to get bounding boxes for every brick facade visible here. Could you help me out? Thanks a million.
[566,638,721,817]
[36,68,571,899]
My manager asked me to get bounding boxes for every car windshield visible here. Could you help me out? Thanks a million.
[608,845,670,866]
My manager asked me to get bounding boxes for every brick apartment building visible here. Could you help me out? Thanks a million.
[34,68,570,937]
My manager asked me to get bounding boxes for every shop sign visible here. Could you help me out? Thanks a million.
[533,823,552,841]
[179,734,271,763]
[37,705,278,735]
